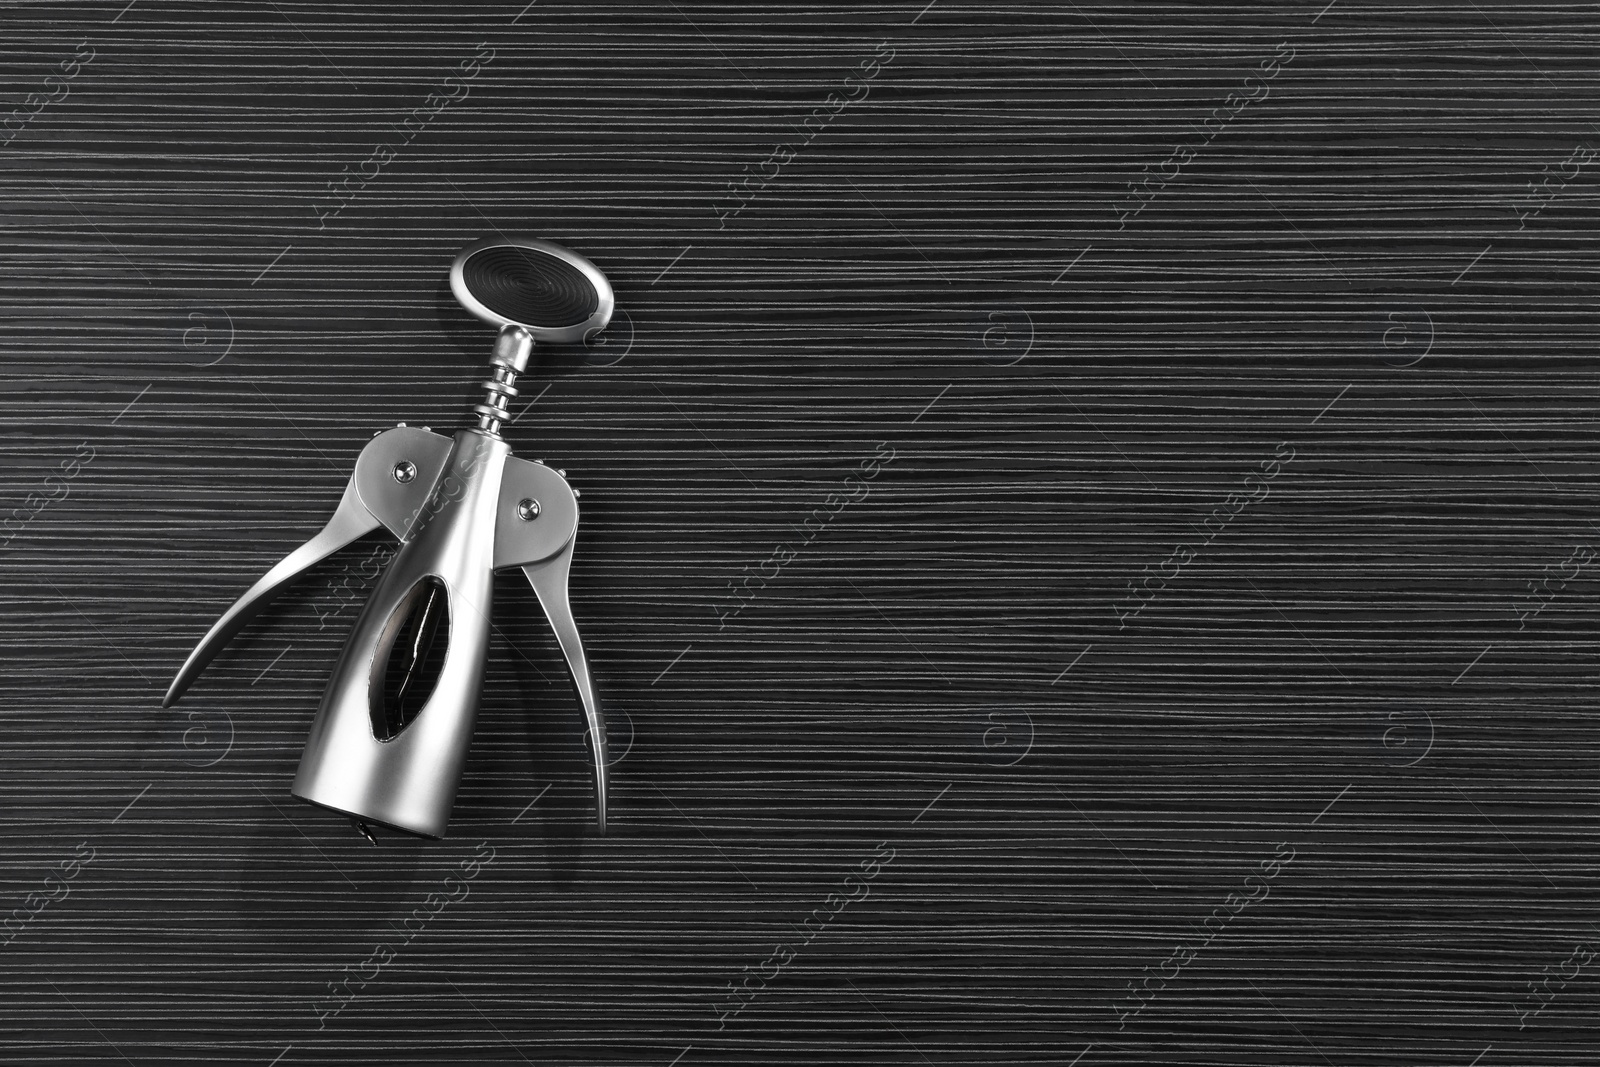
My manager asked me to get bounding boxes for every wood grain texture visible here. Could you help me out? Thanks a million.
[1,1,1598,1063]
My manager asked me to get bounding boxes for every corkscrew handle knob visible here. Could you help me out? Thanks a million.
[449,236,613,343]
[449,236,614,435]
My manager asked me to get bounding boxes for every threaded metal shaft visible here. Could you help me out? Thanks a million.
[475,325,534,436]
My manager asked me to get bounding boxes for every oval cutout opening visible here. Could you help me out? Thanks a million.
[369,576,450,741]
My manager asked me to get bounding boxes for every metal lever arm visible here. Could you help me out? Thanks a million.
[494,454,606,830]
[523,542,607,833]
[163,426,453,708]
[162,477,378,707]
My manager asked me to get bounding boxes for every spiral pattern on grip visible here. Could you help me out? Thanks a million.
[460,245,599,329]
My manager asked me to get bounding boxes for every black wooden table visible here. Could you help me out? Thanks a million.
[1,2,1596,1064]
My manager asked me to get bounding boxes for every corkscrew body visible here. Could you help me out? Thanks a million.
[164,237,614,838]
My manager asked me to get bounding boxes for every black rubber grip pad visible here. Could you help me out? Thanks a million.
[461,245,599,328]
